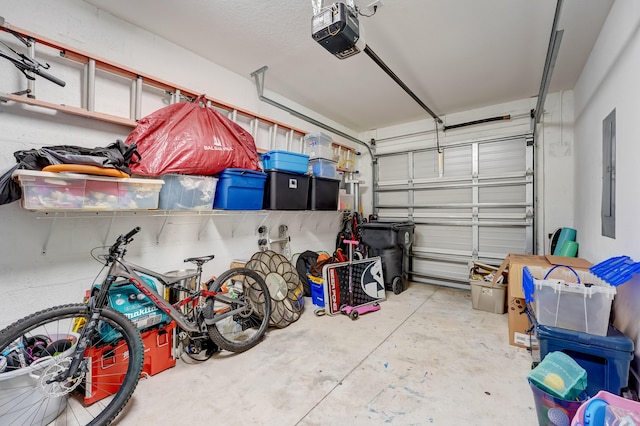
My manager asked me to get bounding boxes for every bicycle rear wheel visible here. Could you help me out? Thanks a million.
[206,267,271,353]
[0,304,143,426]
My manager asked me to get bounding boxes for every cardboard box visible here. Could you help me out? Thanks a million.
[506,254,592,299]
[508,296,539,349]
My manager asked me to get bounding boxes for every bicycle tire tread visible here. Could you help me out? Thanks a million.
[0,304,144,426]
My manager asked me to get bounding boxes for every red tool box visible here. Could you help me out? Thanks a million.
[84,321,176,404]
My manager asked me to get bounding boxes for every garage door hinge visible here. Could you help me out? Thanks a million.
[526,209,534,221]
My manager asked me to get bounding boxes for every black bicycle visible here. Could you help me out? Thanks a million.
[0,227,271,425]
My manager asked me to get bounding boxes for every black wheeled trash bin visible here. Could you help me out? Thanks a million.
[359,221,415,294]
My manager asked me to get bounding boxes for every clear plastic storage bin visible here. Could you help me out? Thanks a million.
[13,170,163,211]
[304,132,336,160]
[309,158,338,178]
[158,174,217,210]
[523,265,616,336]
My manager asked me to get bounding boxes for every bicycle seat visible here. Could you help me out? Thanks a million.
[184,255,215,266]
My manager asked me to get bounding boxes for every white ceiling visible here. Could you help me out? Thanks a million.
[83,0,613,133]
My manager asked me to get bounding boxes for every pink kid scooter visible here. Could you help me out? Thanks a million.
[340,239,381,320]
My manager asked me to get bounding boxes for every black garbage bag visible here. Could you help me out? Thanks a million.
[296,250,319,297]
[0,140,140,205]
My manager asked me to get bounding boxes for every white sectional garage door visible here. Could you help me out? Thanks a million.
[373,133,534,289]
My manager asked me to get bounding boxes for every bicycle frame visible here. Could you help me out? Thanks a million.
[94,254,250,334]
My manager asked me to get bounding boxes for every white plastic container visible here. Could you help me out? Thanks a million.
[525,265,616,336]
[0,333,78,424]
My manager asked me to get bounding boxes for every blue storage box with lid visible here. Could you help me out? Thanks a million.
[309,158,338,179]
[214,168,267,210]
[535,323,634,397]
[261,150,309,174]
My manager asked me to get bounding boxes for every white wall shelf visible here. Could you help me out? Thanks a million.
[32,209,343,255]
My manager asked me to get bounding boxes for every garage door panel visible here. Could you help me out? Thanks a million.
[479,186,526,203]
[414,224,472,252]
[414,209,472,217]
[374,133,533,288]
[378,154,408,182]
[414,187,472,204]
[411,257,470,286]
[414,146,471,179]
[413,151,439,179]
[378,192,409,205]
[478,226,528,258]
[477,208,527,218]
[478,139,526,175]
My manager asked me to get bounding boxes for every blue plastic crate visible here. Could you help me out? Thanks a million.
[261,150,309,174]
[536,324,634,397]
[310,280,324,307]
[214,168,267,210]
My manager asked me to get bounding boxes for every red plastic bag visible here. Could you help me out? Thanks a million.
[126,96,260,176]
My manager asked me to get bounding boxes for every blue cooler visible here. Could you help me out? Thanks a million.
[214,169,267,210]
[536,324,634,396]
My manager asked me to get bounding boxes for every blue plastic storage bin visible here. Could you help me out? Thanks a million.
[214,169,267,210]
[309,158,338,178]
[261,150,309,174]
[308,277,324,307]
[536,324,634,397]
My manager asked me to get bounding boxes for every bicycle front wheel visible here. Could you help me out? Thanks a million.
[0,304,143,426]
[206,267,271,353]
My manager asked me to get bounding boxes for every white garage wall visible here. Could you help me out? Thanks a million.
[0,0,359,328]
[572,0,640,383]
[573,0,640,263]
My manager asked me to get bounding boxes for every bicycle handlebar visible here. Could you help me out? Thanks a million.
[122,227,141,242]
[107,227,141,261]
[0,50,66,87]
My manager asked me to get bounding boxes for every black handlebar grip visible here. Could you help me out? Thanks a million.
[34,68,66,87]
[123,227,141,241]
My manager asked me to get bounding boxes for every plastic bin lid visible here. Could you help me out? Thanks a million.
[523,266,535,304]
[261,150,309,159]
[263,168,309,176]
[589,256,640,287]
[535,323,634,352]
[217,168,267,178]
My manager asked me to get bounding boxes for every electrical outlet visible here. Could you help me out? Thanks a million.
[365,0,383,14]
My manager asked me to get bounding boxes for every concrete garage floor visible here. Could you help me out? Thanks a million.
[118,283,538,425]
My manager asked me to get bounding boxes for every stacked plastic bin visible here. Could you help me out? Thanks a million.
[304,132,341,210]
[522,258,638,402]
[359,221,415,294]
[260,151,310,210]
